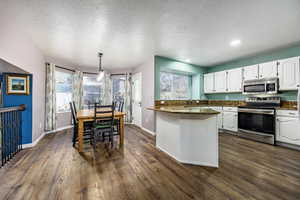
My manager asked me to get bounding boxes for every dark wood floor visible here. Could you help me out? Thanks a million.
[1,125,300,200]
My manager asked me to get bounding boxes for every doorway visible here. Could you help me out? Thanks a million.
[132,72,142,127]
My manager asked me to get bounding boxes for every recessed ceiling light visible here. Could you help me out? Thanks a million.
[230,39,241,47]
[185,59,191,63]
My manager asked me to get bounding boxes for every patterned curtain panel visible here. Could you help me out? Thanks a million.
[101,72,112,105]
[124,73,132,123]
[72,70,83,110]
[45,63,56,131]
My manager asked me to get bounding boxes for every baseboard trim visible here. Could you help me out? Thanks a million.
[22,125,73,149]
[45,125,73,135]
[141,127,156,136]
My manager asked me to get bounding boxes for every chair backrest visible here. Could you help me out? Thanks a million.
[70,102,77,125]
[88,100,101,109]
[93,102,115,127]
[72,101,77,115]
[114,100,124,112]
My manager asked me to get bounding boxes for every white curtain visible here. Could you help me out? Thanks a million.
[124,73,132,123]
[72,70,84,110]
[298,87,300,120]
[101,72,112,105]
[45,63,56,131]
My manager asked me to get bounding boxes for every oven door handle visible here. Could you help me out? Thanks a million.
[238,109,274,115]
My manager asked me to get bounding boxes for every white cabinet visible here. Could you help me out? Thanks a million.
[278,57,300,90]
[222,107,238,132]
[276,116,300,146]
[227,68,242,92]
[243,65,259,81]
[210,106,223,129]
[214,71,227,93]
[259,61,278,79]
[204,73,215,93]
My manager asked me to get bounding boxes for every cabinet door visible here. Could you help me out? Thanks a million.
[243,65,259,81]
[223,111,237,132]
[218,112,223,129]
[210,107,223,129]
[276,117,300,145]
[214,71,227,93]
[259,61,278,79]
[204,73,214,93]
[278,57,300,90]
[227,68,242,92]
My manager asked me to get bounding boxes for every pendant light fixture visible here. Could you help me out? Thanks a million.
[97,52,104,81]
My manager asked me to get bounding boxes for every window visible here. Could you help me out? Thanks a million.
[82,75,102,108]
[112,75,126,102]
[55,70,73,113]
[160,72,191,100]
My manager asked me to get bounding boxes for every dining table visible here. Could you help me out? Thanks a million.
[76,109,126,152]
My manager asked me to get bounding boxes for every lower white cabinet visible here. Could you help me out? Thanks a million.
[210,106,223,129]
[222,108,238,132]
[276,111,300,145]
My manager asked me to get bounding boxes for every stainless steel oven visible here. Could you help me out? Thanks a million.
[237,96,280,145]
[238,108,275,135]
[243,78,278,95]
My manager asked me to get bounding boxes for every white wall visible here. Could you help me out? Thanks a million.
[133,57,155,133]
[0,13,46,142]
[0,59,27,74]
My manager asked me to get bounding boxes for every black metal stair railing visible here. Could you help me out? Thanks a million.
[0,104,26,167]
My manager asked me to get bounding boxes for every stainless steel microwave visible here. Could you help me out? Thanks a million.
[242,78,278,95]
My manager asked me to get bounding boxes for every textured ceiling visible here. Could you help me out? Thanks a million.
[1,0,300,70]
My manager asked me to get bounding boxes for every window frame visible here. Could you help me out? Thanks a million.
[159,71,192,100]
[82,74,102,109]
[111,74,126,102]
[55,68,74,114]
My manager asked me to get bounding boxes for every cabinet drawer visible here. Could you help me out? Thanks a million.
[223,107,237,112]
[276,110,298,117]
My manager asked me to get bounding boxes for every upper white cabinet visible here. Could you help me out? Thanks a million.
[204,73,215,93]
[278,57,300,90]
[243,65,259,81]
[203,56,299,93]
[259,61,278,79]
[214,71,227,93]
[227,68,242,92]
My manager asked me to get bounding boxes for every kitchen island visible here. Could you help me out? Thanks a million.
[149,106,220,167]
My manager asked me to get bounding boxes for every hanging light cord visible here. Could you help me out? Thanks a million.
[98,52,103,72]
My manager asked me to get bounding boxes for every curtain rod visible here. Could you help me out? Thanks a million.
[46,63,130,76]
[49,63,76,73]
[83,71,98,75]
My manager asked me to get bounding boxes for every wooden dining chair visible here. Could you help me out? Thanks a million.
[92,103,116,149]
[113,100,124,135]
[88,100,102,110]
[70,102,92,147]
[114,100,124,112]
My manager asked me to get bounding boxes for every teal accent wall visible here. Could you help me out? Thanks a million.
[205,44,300,101]
[155,56,207,100]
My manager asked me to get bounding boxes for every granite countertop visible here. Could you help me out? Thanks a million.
[148,106,220,114]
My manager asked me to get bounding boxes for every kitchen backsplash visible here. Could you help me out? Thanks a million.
[206,91,298,101]
[155,100,297,110]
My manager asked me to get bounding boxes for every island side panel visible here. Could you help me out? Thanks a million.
[179,114,219,167]
[156,112,181,161]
